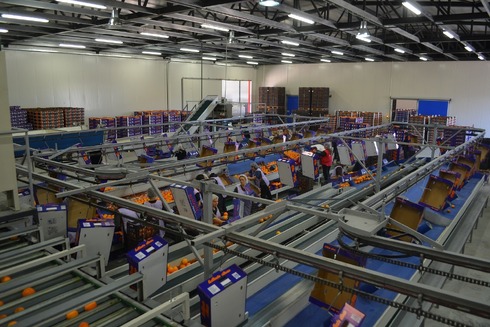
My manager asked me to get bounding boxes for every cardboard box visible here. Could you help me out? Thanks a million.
[456,156,476,177]
[439,169,461,191]
[388,197,424,242]
[448,162,471,188]
[197,145,217,167]
[34,183,63,205]
[309,244,364,313]
[67,197,97,228]
[418,175,454,211]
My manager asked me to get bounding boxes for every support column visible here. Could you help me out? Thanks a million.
[0,51,20,210]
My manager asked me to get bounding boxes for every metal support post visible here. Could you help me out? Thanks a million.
[201,181,214,280]
[376,137,384,193]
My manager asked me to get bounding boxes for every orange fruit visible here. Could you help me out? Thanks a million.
[79,322,90,327]
[14,307,24,313]
[0,300,3,306]
[276,231,281,235]
[181,258,189,265]
[0,314,7,319]
[66,310,79,320]
[7,321,16,326]
[1,276,11,283]
[21,287,35,297]
[179,264,186,270]
[84,301,97,311]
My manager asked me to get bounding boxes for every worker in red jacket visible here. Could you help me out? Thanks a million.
[312,145,333,185]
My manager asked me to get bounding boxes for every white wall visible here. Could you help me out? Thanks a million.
[257,61,490,132]
[5,51,258,118]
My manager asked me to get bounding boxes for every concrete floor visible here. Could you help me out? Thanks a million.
[425,186,490,327]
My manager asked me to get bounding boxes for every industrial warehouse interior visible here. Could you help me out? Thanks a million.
[1,1,490,327]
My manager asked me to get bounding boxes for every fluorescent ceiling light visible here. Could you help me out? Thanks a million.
[281,52,295,57]
[281,60,292,64]
[402,1,421,15]
[365,58,375,62]
[394,48,405,54]
[202,56,217,60]
[443,30,455,39]
[419,56,428,61]
[201,24,229,32]
[288,13,314,25]
[281,40,300,46]
[1,14,49,23]
[477,54,485,60]
[180,48,199,53]
[239,54,253,59]
[59,43,86,49]
[247,61,259,65]
[30,48,59,53]
[95,38,123,44]
[258,0,280,7]
[57,0,106,9]
[331,50,344,55]
[140,32,169,39]
[356,35,371,43]
[320,59,331,63]
[142,51,161,56]
[464,44,474,52]
[0,28,8,33]
[100,53,132,58]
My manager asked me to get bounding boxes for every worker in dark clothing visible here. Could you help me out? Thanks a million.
[174,144,187,160]
[249,162,272,200]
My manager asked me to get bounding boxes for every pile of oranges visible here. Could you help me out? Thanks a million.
[337,182,351,188]
[284,150,300,161]
[352,175,372,184]
[167,258,196,275]
[258,214,273,223]
[161,189,174,203]
[100,214,114,219]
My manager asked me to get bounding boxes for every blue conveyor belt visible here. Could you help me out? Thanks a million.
[247,164,482,326]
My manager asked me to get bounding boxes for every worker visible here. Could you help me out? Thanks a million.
[312,145,333,185]
[282,128,291,142]
[249,162,272,200]
[174,144,187,160]
[234,174,256,217]
[209,173,227,213]
[332,162,345,178]
[194,173,208,208]
[143,188,165,238]
[211,194,225,226]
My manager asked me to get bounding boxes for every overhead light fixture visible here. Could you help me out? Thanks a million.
[57,0,107,10]
[202,56,217,60]
[464,44,474,52]
[29,48,59,53]
[331,50,344,55]
[108,8,122,28]
[288,13,314,25]
[1,14,49,23]
[357,21,369,38]
[140,32,169,39]
[356,35,371,43]
[247,61,259,65]
[281,60,292,64]
[258,0,280,7]
[0,28,8,33]
[281,52,295,57]
[320,59,331,63]
[443,30,455,39]
[419,56,428,61]
[477,53,485,60]
[228,31,235,44]
[142,51,162,56]
[95,38,123,44]
[402,1,421,15]
[394,48,405,54]
[59,43,86,49]
[201,24,229,32]
[365,57,375,62]
[180,48,200,53]
[100,53,132,58]
[281,40,299,46]
[239,54,253,59]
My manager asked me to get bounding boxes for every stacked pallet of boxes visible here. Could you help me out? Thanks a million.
[408,115,427,143]
[427,116,457,145]
[394,109,417,122]
[9,106,31,130]
[89,117,116,140]
[258,87,286,115]
[26,107,65,130]
[136,110,164,135]
[116,115,142,138]
[63,107,84,127]
[297,87,329,117]
[168,110,181,132]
